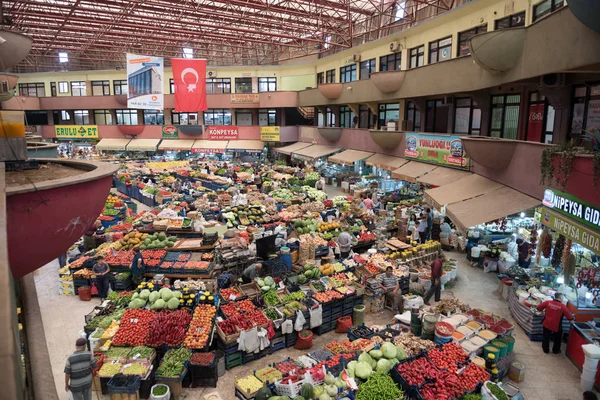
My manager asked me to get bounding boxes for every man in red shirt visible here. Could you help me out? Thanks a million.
[424,253,445,305]
[537,292,574,354]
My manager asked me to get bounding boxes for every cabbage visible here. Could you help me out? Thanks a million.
[390,358,399,366]
[381,342,397,359]
[396,345,406,360]
[326,385,338,396]
[376,358,392,373]
[324,372,336,385]
[149,291,160,304]
[161,288,173,301]
[369,349,383,360]
[139,289,151,300]
[172,290,182,299]
[358,352,373,365]
[319,394,331,400]
[354,361,373,379]
[152,299,166,310]
[264,277,275,287]
[347,360,357,374]
[167,297,180,310]
[257,279,265,287]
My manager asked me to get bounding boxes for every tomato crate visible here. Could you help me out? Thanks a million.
[390,365,424,400]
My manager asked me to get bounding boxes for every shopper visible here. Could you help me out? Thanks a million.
[425,207,433,240]
[130,248,145,286]
[362,195,374,210]
[411,221,421,243]
[337,231,354,258]
[254,174,263,191]
[516,238,532,268]
[418,214,427,244]
[379,266,403,313]
[424,253,445,305]
[408,214,417,236]
[537,292,574,354]
[241,262,263,284]
[58,252,68,269]
[92,256,111,301]
[65,337,97,400]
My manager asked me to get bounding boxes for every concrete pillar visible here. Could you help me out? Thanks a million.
[446,97,455,134]
[471,91,491,137]
[539,85,571,144]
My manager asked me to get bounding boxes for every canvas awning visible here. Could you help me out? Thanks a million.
[192,140,228,153]
[292,144,341,159]
[417,167,472,187]
[424,174,504,210]
[158,139,195,151]
[96,138,131,151]
[446,186,540,232]
[328,149,374,166]
[392,161,438,182]
[273,142,312,155]
[126,139,161,151]
[365,154,408,171]
[226,140,265,153]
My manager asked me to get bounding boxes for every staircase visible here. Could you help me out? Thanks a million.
[297,106,315,122]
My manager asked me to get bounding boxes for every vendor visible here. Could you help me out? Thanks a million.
[93,256,111,301]
[424,253,445,305]
[337,231,354,258]
[537,292,573,354]
[516,238,532,268]
[241,262,263,284]
[131,248,145,286]
[379,266,402,314]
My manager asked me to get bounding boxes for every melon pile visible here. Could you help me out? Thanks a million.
[139,232,177,250]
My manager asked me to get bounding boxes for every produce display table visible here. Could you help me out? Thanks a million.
[508,287,570,340]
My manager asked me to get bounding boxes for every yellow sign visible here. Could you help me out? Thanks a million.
[230,93,260,104]
[55,125,98,139]
[541,207,600,254]
[260,126,280,141]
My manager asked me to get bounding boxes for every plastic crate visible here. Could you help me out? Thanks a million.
[189,362,218,388]
[227,357,243,370]
[107,374,141,395]
[347,324,374,341]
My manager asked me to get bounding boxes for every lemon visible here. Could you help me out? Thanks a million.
[201,296,206,301]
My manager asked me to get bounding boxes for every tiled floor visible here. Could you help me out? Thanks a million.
[33,187,587,400]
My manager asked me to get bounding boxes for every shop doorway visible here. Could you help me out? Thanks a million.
[526,92,555,143]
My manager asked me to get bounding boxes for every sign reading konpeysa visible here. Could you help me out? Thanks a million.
[404,132,469,169]
[207,125,238,140]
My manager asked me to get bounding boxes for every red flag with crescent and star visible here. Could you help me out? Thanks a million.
[171,58,208,112]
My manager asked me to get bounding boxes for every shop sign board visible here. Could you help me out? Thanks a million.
[541,207,600,254]
[526,104,544,143]
[260,126,280,141]
[126,53,164,110]
[207,125,238,140]
[161,125,179,139]
[55,125,98,139]
[230,93,259,103]
[191,148,223,154]
[543,188,600,231]
[404,132,469,169]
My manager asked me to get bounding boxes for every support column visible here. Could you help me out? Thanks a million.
[539,85,571,144]
[471,91,491,137]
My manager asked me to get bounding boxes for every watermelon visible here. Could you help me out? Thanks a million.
[300,383,314,399]
[255,387,273,400]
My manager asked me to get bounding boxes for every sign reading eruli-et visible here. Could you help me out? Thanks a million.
[543,188,600,231]
[55,125,99,139]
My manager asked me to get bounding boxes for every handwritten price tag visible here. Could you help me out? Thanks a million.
[130,318,138,323]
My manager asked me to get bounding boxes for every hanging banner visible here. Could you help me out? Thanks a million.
[260,126,280,141]
[162,125,179,139]
[526,103,545,143]
[126,54,164,110]
[171,58,208,112]
[207,125,238,140]
[543,188,600,231]
[55,125,98,139]
[231,93,259,104]
[404,132,469,169]
[541,207,600,254]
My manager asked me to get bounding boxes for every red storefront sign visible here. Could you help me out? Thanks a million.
[526,103,545,143]
[207,125,238,140]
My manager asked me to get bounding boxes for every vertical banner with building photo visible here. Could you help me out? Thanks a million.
[126,54,164,110]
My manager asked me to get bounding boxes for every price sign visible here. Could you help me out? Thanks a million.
[112,360,119,364]
[133,353,141,360]
[196,327,204,333]
[123,363,131,369]
[130,318,138,323]
[229,295,237,301]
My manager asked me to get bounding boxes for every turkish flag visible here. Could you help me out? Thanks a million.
[171,58,208,112]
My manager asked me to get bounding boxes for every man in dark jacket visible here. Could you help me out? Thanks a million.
[424,253,445,305]
[537,292,574,354]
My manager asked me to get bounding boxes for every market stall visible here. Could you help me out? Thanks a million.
[191,140,229,155]
[291,144,341,165]
[226,140,266,156]
[126,139,162,152]
[416,166,472,188]
[273,142,312,155]
[158,139,195,151]
[327,149,374,167]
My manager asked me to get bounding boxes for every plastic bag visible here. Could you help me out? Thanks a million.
[294,310,306,331]
[66,390,74,400]
[90,283,99,296]
[309,304,323,328]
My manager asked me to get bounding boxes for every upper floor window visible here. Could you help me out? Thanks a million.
[170,78,175,94]
[258,77,277,92]
[206,78,231,94]
[60,110,71,121]
[379,53,402,72]
[495,11,526,29]
[339,106,356,128]
[74,110,90,125]
[317,72,324,85]
[70,81,86,96]
[405,101,421,132]
[379,103,400,128]
[116,109,138,125]
[204,109,232,125]
[325,69,336,83]
[25,110,49,125]
[113,80,128,95]
[143,110,164,125]
[258,109,277,126]
[94,110,113,125]
[570,84,600,139]
[457,24,487,56]
[91,80,110,96]
[533,0,564,22]
[51,82,57,97]
[235,78,252,94]
[490,94,521,139]
[454,98,481,135]
[172,112,198,125]
[409,45,424,68]
[18,82,45,97]
[359,58,376,80]
[429,37,452,64]
[340,64,357,83]
[58,81,69,94]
